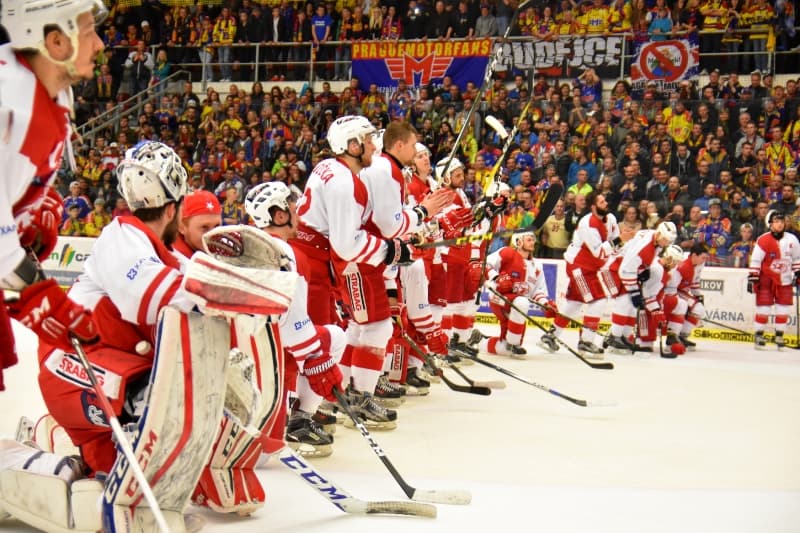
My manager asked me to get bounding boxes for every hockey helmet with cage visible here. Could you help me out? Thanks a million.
[327,115,376,156]
[766,209,785,226]
[116,142,188,211]
[2,0,107,63]
[654,221,677,245]
[435,157,464,186]
[661,244,684,266]
[245,181,295,228]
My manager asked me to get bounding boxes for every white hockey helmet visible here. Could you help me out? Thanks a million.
[116,142,188,211]
[245,181,295,228]
[415,142,430,156]
[2,0,107,61]
[661,244,684,266]
[435,157,464,186]
[372,129,385,154]
[654,221,677,245]
[513,230,536,248]
[327,115,376,156]
[485,181,511,198]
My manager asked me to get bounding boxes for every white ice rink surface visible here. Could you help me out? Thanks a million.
[1,321,799,533]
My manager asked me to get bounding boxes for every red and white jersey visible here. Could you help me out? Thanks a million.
[0,45,72,280]
[360,152,425,240]
[268,236,324,364]
[406,173,438,207]
[296,157,386,266]
[602,253,666,309]
[486,247,548,305]
[749,231,800,286]
[68,217,195,347]
[616,230,658,292]
[563,212,620,271]
[665,257,702,298]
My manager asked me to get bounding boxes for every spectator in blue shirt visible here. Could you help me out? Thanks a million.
[311,5,334,80]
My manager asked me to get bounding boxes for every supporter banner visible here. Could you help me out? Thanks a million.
[494,36,625,79]
[42,237,94,288]
[630,35,700,96]
[477,260,799,346]
[351,39,492,92]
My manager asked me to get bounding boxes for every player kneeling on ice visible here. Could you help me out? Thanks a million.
[1,141,299,532]
[748,210,800,349]
[471,232,558,357]
[245,181,346,458]
[662,243,709,353]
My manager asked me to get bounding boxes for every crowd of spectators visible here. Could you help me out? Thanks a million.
[55,1,800,270]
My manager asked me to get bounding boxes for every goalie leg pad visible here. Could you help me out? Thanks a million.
[193,316,283,515]
[102,308,230,531]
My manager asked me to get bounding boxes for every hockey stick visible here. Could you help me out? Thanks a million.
[451,347,615,408]
[416,182,564,249]
[332,388,472,505]
[278,447,437,518]
[444,358,507,389]
[700,316,751,336]
[487,287,614,370]
[527,298,598,332]
[403,331,492,395]
[70,337,170,533]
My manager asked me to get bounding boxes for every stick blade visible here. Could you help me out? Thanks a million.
[412,488,472,505]
[473,380,507,389]
[344,500,437,518]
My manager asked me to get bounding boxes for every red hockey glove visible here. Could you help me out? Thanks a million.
[543,300,557,319]
[424,329,448,355]
[467,260,484,294]
[17,187,63,261]
[7,279,97,352]
[439,207,473,238]
[495,273,515,294]
[303,353,343,402]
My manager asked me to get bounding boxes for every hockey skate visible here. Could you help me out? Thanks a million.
[679,334,697,351]
[507,343,528,358]
[449,333,477,360]
[537,332,558,353]
[578,340,605,359]
[374,374,406,407]
[312,409,338,434]
[604,334,636,355]
[419,362,441,383]
[754,332,767,349]
[403,367,431,396]
[287,412,334,458]
[661,333,683,359]
[344,388,398,431]
[317,400,347,426]
[467,329,486,350]
[775,332,786,350]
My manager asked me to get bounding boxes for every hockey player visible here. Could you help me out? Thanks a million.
[28,142,299,529]
[477,231,559,357]
[555,191,621,358]
[748,211,800,349]
[662,242,709,352]
[0,0,105,390]
[245,181,346,457]
[173,189,222,256]
[602,222,678,352]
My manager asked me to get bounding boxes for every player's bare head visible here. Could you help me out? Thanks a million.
[586,191,607,218]
[689,242,709,264]
[4,0,106,80]
[412,143,431,177]
[382,122,419,166]
[327,115,376,168]
[767,209,786,237]
[245,181,298,231]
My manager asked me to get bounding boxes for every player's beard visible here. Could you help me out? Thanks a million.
[163,211,180,247]
[594,205,608,218]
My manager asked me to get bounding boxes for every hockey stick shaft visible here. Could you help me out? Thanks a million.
[333,388,472,505]
[527,298,597,332]
[70,338,171,533]
[700,316,751,336]
[277,448,437,517]
[454,349,595,407]
[487,287,614,370]
[403,330,492,395]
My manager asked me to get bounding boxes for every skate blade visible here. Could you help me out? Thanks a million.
[288,441,333,458]
[536,342,558,353]
[402,385,430,396]
[374,396,405,408]
[343,418,398,431]
[580,350,606,360]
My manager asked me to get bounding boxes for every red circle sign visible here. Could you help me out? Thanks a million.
[637,40,690,82]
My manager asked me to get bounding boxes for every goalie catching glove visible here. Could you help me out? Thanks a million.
[7,279,97,351]
[303,353,343,402]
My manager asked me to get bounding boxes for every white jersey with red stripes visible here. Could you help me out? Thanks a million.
[563,212,620,271]
[296,157,386,266]
[68,217,195,327]
[360,153,426,239]
[485,246,549,305]
[665,257,702,298]
[616,229,659,293]
[0,44,72,280]
[749,231,800,286]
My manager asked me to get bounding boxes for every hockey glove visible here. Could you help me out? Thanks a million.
[7,279,97,352]
[495,273,515,294]
[383,238,414,266]
[17,187,63,262]
[629,290,644,309]
[747,273,759,294]
[467,260,484,293]
[637,268,650,283]
[543,300,557,319]
[303,354,343,402]
[424,329,449,355]
[439,207,474,238]
[483,195,508,220]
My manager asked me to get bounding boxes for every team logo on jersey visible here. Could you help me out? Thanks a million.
[80,391,109,428]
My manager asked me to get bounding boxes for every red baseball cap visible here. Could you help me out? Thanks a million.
[182,190,221,218]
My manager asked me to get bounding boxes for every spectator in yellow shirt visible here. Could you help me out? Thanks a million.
[85,198,112,237]
[213,6,236,82]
